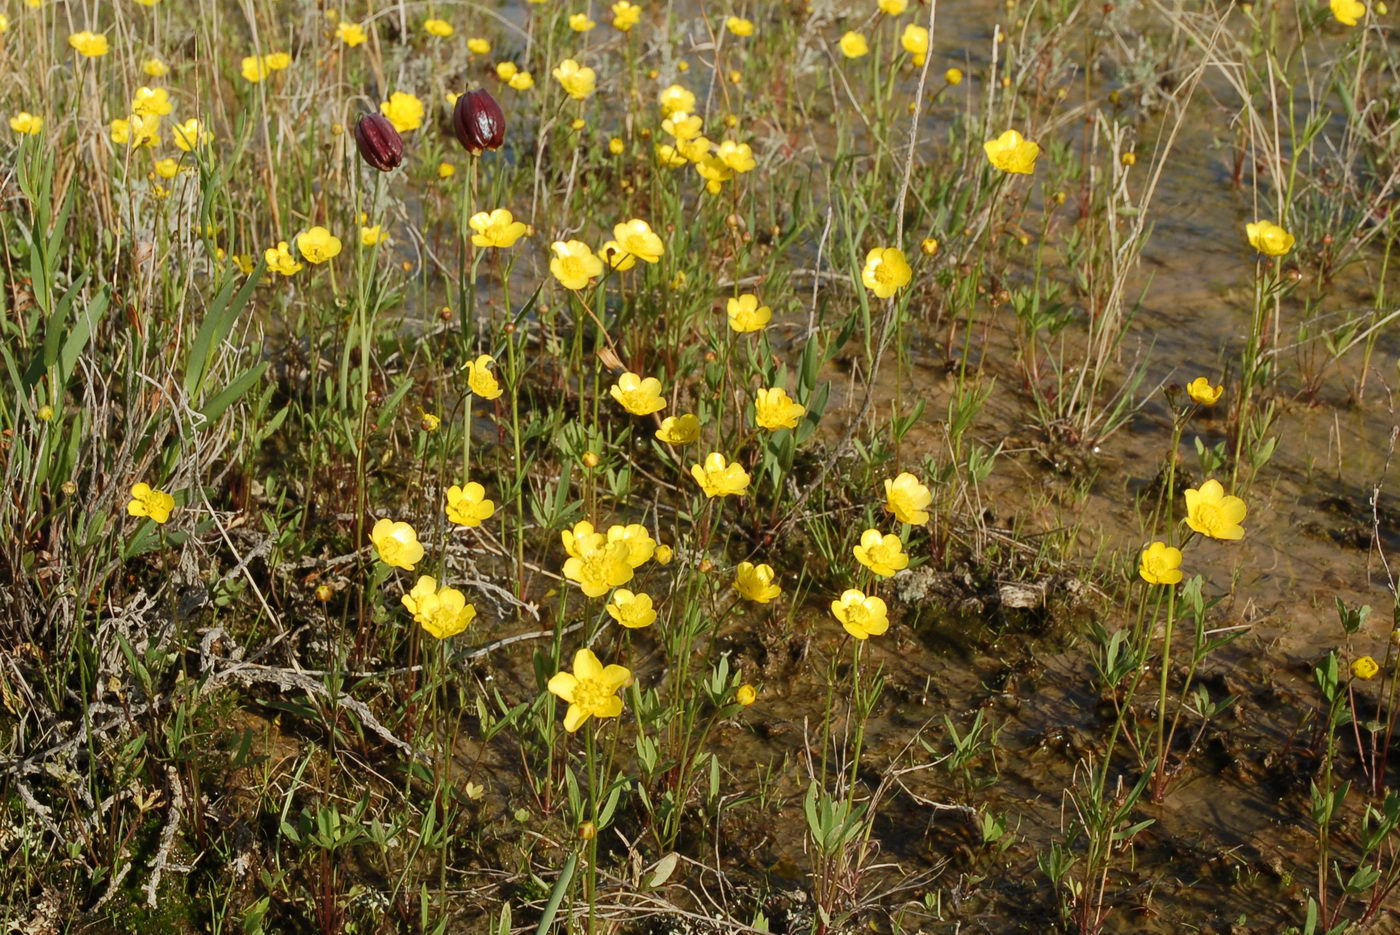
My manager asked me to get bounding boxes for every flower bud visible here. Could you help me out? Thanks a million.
[354,114,404,171]
[453,88,506,155]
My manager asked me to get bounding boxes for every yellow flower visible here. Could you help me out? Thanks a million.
[172,118,211,151]
[562,520,605,559]
[370,518,425,570]
[336,21,368,46]
[1245,220,1294,257]
[612,1,641,31]
[562,540,634,597]
[153,157,179,179]
[945,67,963,85]
[569,11,596,30]
[838,32,869,58]
[380,91,425,133]
[1184,479,1247,541]
[445,482,496,526]
[402,576,477,639]
[1352,656,1380,680]
[465,354,503,399]
[879,0,908,12]
[547,648,632,732]
[736,684,757,706]
[695,152,734,194]
[726,15,754,36]
[509,71,535,91]
[754,387,806,430]
[10,112,42,135]
[606,589,656,629]
[69,31,109,57]
[496,61,519,81]
[0,13,8,31]
[613,218,665,263]
[112,113,161,148]
[861,247,913,298]
[716,140,756,173]
[921,237,940,256]
[424,18,453,36]
[900,24,928,64]
[240,56,268,83]
[655,143,688,168]
[735,562,781,603]
[438,161,456,179]
[610,372,667,416]
[1186,377,1223,406]
[470,209,529,248]
[659,84,696,115]
[264,52,291,70]
[677,135,713,162]
[265,241,303,276]
[607,524,657,568]
[360,225,387,246]
[691,452,750,498]
[296,227,342,264]
[553,59,597,100]
[599,241,637,271]
[127,482,175,523]
[832,589,889,639]
[232,254,256,274]
[142,58,169,77]
[550,240,604,290]
[655,413,701,445]
[131,87,172,117]
[1138,541,1183,585]
[662,111,703,141]
[467,37,491,54]
[728,294,771,332]
[1332,0,1366,24]
[984,129,1040,174]
[853,529,909,577]
[654,544,674,565]
[420,410,441,431]
[885,472,932,524]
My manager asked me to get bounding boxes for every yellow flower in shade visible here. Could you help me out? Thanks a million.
[832,589,890,639]
[838,32,869,58]
[69,31,109,57]
[1332,0,1366,24]
[496,61,519,81]
[1186,377,1223,406]
[735,561,781,603]
[654,544,674,565]
[172,118,212,151]
[921,237,940,256]
[424,18,453,36]
[606,589,656,629]
[360,225,387,246]
[402,576,477,639]
[265,241,303,276]
[736,684,757,705]
[296,227,342,264]
[659,84,696,115]
[465,355,503,399]
[726,16,754,36]
[232,254,256,275]
[446,482,496,526]
[553,59,596,99]
[550,240,604,290]
[142,58,169,77]
[569,12,596,31]
[599,241,636,271]
[131,87,172,117]
[612,1,641,31]
[1184,479,1247,541]
[127,483,175,523]
[728,294,771,332]
[691,452,750,498]
[112,113,161,147]
[562,520,605,559]
[509,71,535,90]
[613,218,665,263]
[10,112,42,135]
[1245,220,1294,257]
[563,540,634,596]
[853,529,909,577]
[1352,656,1380,680]
[879,0,908,13]
[610,372,667,416]
[754,387,806,430]
[336,21,368,46]
[607,524,656,568]
[608,137,625,155]
[370,518,425,570]
[885,472,932,524]
[900,24,929,64]
[984,129,1041,174]
[420,410,441,431]
[945,67,964,85]
[662,111,703,140]
[0,12,8,30]
[153,158,179,179]
[716,140,756,173]
[656,414,701,445]
[1138,541,1183,585]
[467,37,491,54]
[470,209,528,248]
[264,52,291,70]
[655,143,688,168]
[380,91,425,133]
[547,648,632,732]
[861,247,913,298]
[240,56,268,82]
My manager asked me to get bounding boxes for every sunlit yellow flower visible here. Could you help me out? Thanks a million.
[446,482,496,526]
[608,137,626,156]
[606,589,656,629]
[677,135,713,162]
[736,684,757,705]
[655,143,688,168]
[131,87,172,117]
[561,521,605,559]
[715,140,755,173]
[1245,220,1294,257]
[0,12,9,30]
[861,247,913,298]
[900,24,928,65]
[659,84,696,115]
[984,129,1040,174]
[654,544,674,565]
[467,37,491,54]
[496,61,519,81]
[550,240,604,289]
[839,32,869,58]
[921,237,940,256]
[438,161,456,179]
[360,225,387,246]
[1184,479,1247,541]
[553,59,596,100]
[1138,541,1183,585]
[945,67,963,85]
[1186,377,1223,406]
[610,372,667,415]
[264,52,291,70]
[69,31,109,57]
[599,241,636,271]
[754,387,806,430]
[172,118,212,150]
[402,576,477,639]
[509,71,535,90]
[613,218,665,263]
[854,529,909,577]
[153,157,179,179]
[1352,656,1380,680]
[240,55,268,82]
[691,452,750,498]
[612,1,641,31]
[424,18,453,36]
[465,354,503,399]
[608,524,657,568]
[726,15,754,36]
[563,539,634,597]
[694,152,734,194]
[569,11,596,30]
[735,561,781,603]
[296,227,342,264]
[831,589,889,639]
[656,414,701,445]
[470,209,528,248]
[232,254,256,274]
[336,21,368,46]
[728,294,771,332]
[111,113,161,147]
[420,411,441,432]
[265,241,303,276]
[1332,0,1366,25]
[885,472,932,524]
[662,111,703,141]
[10,112,42,135]
[879,0,908,13]
[380,91,425,132]
[127,482,175,523]
[548,648,632,731]
[142,58,169,77]
[371,518,425,570]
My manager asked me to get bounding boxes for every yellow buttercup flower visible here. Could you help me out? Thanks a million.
[446,482,496,526]
[69,31,109,57]
[569,11,596,31]
[726,16,754,36]
[599,241,637,271]
[172,118,212,151]
[10,112,43,135]
[509,71,535,91]
[1245,220,1294,257]
[691,452,750,498]
[420,411,441,432]
[424,18,453,36]
[438,162,456,179]
[655,143,688,168]
[885,472,932,524]
[496,61,519,81]
[659,84,696,115]
[467,37,491,54]
[607,524,657,568]
[734,561,781,603]
[831,589,890,639]
[736,684,757,706]
[550,240,604,290]
[610,372,667,416]
[553,59,597,100]
[728,294,771,332]
[654,544,674,565]
[380,91,425,132]
[562,521,606,560]
[240,56,268,83]
[879,0,908,13]
[127,482,175,524]
[153,157,179,179]
[142,58,170,77]
[1352,656,1380,680]
[839,32,869,58]
[336,21,368,46]
[470,209,529,248]
[984,129,1040,174]
[402,576,477,639]
[1331,0,1366,25]
[716,140,756,173]
[465,354,504,399]
[694,152,733,194]
[547,648,632,732]
[608,137,625,155]
[921,237,940,256]
[264,52,291,70]
[606,589,656,629]
[1138,541,1183,585]
[0,12,8,30]
[563,539,634,596]
[612,1,642,31]
[1184,479,1246,541]
[131,87,172,117]
[296,227,342,264]
[861,247,913,298]
[900,24,928,65]
[613,218,665,263]
[853,529,909,577]
[677,135,713,162]
[111,113,161,147]
[360,225,387,246]
[1186,377,1223,406]
[662,111,703,141]
[656,414,701,445]
[945,67,964,85]
[754,387,806,430]
[265,241,303,276]
[370,518,425,570]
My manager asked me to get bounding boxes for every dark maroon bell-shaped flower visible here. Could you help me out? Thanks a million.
[354,114,404,171]
[453,89,505,155]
